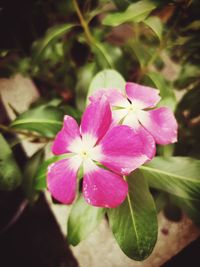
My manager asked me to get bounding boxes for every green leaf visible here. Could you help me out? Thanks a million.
[140,157,200,200]
[32,23,75,62]
[68,196,105,246]
[129,40,151,67]
[23,149,45,202]
[154,192,168,213]
[103,0,157,27]
[86,69,125,104]
[143,16,163,41]
[59,104,82,122]
[108,170,158,260]
[145,72,176,111]
[11,105,64,138]
[0,134,22,190]
[93,42,114,69]
[93,42,124,70]
[76,63,97,112]
[112,0,134,11]
[34,154,72,190]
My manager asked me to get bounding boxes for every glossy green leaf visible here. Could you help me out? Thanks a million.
[86,69,125,104]
[68,196,105,246]
[108,170,158,260]
[103,0,157,27]
[146,72,176,111]
[143,16,163,41]
[34,154,72,190]
[0,134,22,190]
[140,157,200,200]
[11,105,64,138]
[33,23,75,62]
[23,149,45,202]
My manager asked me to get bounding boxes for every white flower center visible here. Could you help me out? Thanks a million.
[113,99,145,129]
[80,150,89,159]
[68,133,102,173]
[128,103,140,113]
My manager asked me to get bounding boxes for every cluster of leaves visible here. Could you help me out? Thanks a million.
[1,0,200,262]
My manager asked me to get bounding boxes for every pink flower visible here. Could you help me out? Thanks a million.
[47,97,151,208]
[90,82,178,152]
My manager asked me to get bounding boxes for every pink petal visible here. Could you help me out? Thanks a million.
[83,164,128,208]
[89,89,129,108]
[105,89,129,107]
[80,97,112,143]
[52,116,81,155]
[125,82,161,108]
[139,107,178,145]
[99,125,149,175]
[135,126,156,160]
[89,89,107,102]
[47,157,81,204]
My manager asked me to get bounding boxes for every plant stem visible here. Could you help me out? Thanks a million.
[72,0,113,68]
[72,0,94,45]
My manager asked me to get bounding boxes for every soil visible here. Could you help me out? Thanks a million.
[0,191,78,267]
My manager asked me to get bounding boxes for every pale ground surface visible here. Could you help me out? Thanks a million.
[1,74,200,267]
[0,74,44,156]
[46,192,200,267]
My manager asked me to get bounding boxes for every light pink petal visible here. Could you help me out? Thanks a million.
[139,107,178,145]
[99,125,149,175]
[125,82,161,108]
[80,97,112,143]
[105,89,129,107]
[52,116,81,155]
[83,164,128,208]
[89,89,107,102]
[47,157,81,204]
[89,89,129,108]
